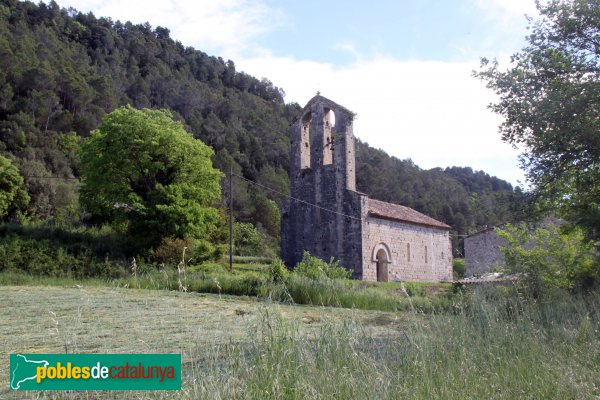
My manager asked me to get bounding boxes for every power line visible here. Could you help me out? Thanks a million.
[232,173,476,235]
[23,172,463,232]
[231,172,362,221]
[22,176,79,180]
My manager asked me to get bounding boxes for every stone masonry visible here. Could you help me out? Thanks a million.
[464,217,566,277]
[464,228,507,277]
[362,213,453,282]
[281,95,453,282]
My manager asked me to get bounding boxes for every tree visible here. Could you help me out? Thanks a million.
[79,105,223,248]
[0,154,29,218]
[476,0,600,239]
[497,223,599,295]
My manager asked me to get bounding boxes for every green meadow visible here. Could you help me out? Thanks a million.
[1,273,599,399]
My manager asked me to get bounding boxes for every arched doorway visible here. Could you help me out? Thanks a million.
[376,248,389,282]
[372,242,392,282]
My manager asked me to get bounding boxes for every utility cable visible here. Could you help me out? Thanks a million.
[22,176,79,180]
[231,172,363,221]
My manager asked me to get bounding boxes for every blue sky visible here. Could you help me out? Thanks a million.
[53,0,540,186]
[259,1,516,62]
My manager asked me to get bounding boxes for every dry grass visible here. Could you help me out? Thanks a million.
[2,285,599,399]
[0,285,409,398]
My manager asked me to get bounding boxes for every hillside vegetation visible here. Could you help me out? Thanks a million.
[0,0,519,265]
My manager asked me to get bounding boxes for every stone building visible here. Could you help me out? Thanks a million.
[464,216,565,277]
[281,95,453,282]
[464,227,507,277]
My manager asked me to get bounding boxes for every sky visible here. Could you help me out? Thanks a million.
[53,0,540,187]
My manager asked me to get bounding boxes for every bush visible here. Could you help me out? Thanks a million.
[233,222,262,256]
[0,232,127,278]
[294,251,351,280]
[268,259,288,282]
[498,223,600,295]
[151,236,193,265]
[151,236,223,265]
[453,258,466,279]
[189,239,226,263]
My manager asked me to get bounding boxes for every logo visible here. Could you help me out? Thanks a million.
[10,354,181,390]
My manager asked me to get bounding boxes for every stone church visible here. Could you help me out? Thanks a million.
[281,95,453,282]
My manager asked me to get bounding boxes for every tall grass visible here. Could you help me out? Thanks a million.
[267,275,454,313]
[3,284,599,399]
[185,288,600,399]
[108,268,453,313]
[1,264,453,313]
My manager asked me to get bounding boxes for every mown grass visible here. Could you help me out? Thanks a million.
[2,285,599,399]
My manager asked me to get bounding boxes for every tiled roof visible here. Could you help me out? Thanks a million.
[367,198,451,229]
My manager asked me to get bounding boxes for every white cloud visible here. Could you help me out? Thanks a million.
[53,0,282,58]
[238,54,526,186]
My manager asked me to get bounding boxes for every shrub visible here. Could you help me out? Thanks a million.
[453,258,466,279]
[188,239,225,264]
[294,251,351,280]
[151,236,193,265]
[268,259,288,282]
[498,223,600,295]
[0,232,127,278]
[233,222,262,256]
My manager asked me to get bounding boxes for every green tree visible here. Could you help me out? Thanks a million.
[0,154,29,218]
[79,105,223,248]
[497,223,599,295]
[233,222,262,256]
[476,0,600,239]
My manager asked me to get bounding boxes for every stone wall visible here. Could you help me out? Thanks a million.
[464,228,507,276]
[361,216,453,282]
[282,95,362,273]
[282,94,452,282]
[464,217,565,276]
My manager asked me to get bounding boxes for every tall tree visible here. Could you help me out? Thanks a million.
[476,0,600,239]
[0,154,29,218]
[79,106,223,248]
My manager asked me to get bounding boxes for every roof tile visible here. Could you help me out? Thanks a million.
[367,198,450,229]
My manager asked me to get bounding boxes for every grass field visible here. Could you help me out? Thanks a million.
[0,284,409,399]
[2,281,600,399]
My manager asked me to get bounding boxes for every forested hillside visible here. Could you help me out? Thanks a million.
[0,0,520,256]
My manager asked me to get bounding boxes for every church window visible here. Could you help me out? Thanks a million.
[300,112,311,169]
[323,109,335,165]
